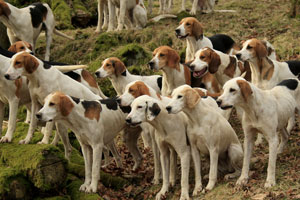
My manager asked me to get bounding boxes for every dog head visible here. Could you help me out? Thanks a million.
[126,95,161,126]
[189,47,221,78]
[4,52,40,80]
[95,57,126,78]
[8,41,33,53]
[36,92,74,122]
[217,77,253,109]
[166,84,201,114]
[236,38,268,62]
[175,17,203,40]
[118,81,151,106]
[148,46,180,71]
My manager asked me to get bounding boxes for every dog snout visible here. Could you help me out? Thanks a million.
[36,113,42,120]
[95,71,100,78]
[166,106,172,113]
[126,118,132,124]
[148,61,154,70]
[216,99,222,107]
[4,74,10,80]
[236,53,241,60]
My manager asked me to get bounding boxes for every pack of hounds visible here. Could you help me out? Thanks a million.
[0,0,300,199]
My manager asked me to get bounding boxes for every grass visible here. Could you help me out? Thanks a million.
[4,0,300,199]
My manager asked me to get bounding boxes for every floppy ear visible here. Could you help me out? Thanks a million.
[237,80,253,102]
[25,41,33,51]
[113,59,126,76]
[59,95,74,116]
[0,1,11,18]
[146,102,161,121]
[23,55,39,73]
[167,49,180,70]
[192,20,203,41]
[208,50,221,74]
[185,88,200,108]
[8,44,17,53]
[255,41,268,59]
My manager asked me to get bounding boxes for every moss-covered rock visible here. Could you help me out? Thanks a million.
[176,11,193,21]
[51,0,73,29]
[72,0,92,27]
[115,43,151,66]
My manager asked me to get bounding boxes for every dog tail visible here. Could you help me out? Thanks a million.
[53,65,87,73]
[53,29,74,40]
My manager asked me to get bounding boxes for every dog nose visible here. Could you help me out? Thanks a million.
[148,61,154,70]
[95,71,100,78]
[116,98,121,104]
[236,53,241,60]
[175,29,180,34]
[166,106,172,113]
[36,113,42,120]
[4,74,10,80]
[126,118,132,124]
[216,100,222,107]
[189,64,195,71]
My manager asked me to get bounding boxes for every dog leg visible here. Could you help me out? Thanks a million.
[0,102,3,136]
[51,130,60,146]
[102,3,109,29]
[205,148,219,191]
[1,99,19,143]
[96,0,105,33]
[44,29,53,61]
[277,128,288,154]
[79,143,92,191]
[236,129,255,187]
[167,0,173,13]
[190,0,198,15]
[265,133,278,188]
[224,143,243,180]
[158,0,164,14]
[169,148,177,186]
[286,115,295,134]
[107,140,123,168]
[107,0,116,32]
[86,143,104,193]
[7,28,18,44]
[25,105,31,124]
[116,0,127,30]
[55,122,72,160]
[191,144,202,196]
[123,126,142,171]
[148,0,153,14]
[178,147,190,200]
[152,130,161,184]
[254,133,264,146]
[38,121,54,144]
[181,0,187,12]
[156,142,170,200]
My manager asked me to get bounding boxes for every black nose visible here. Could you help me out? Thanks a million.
[4,74,10,80]
[126,118,131,124]
[116,98,121,104]
[95,71,100,78]
[236,53,241,60]
[148,61,154,70]
[175,29,180,34]
[166,106,172,113]
[216,100,222,107]
[189,64,195,71]
[36,113,42,120]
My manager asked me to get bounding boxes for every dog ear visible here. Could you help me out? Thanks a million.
[237,80,253,102]
[0,1,11,18]
[208,49,221,74]
[8,44,17,53]
[192,20,203,41]
[59,95,74,116]
[167,48,180,70]
[255,41,268,59]
[23,54,39,74]
[25,41,33,51]
[113,59,126,76]
[146,102,161,121]
[185,88,200,108]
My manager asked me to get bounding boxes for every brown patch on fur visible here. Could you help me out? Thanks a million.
[199,48,221,74]
[241,61,252,81]
[51,92,74,117]
[153,46,180,71]
[180,17,203,40]
[9,41,33,53]
[128,81,151,98]
[0,0,11,18]
[156,92,162,100]
[103,57,126,77]
[183,88,200,108]
[14,78,22,98]
[14,52,39,74]
[83,101,102,121]
[194,88,206,97]
[81,69,98,88]
[183,65,191,85]
[224,56,237,78]
[237,80,253,102]
[261,58,274,80]
[201,72,221,93]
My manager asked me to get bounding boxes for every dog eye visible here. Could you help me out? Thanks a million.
[246,45,252,49]
[15,61,21,65]
[229,88,236,92]
[20,47,24,49]
[137,106,142,109]
[200,56,205,59]
[160,53,165,57]
[129,89,133,93]
[177,95,183,99]
[186,23,190,26]
[49,102,55,106]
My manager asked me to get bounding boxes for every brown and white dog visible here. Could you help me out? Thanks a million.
[148,46,221,95]
[0,1,74,61]
[217,77,300,188]
[175,17,238,62]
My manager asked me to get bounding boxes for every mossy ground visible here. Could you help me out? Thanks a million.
[2,0,300,199]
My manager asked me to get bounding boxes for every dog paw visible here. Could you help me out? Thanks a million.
[189,10,197,15]
[192,185,203,196]
[85,184,97,193]
[264,180,276,188]
[205,182,215,191]
[179,193,190,200]
[236,177,248,187]
[152,177,160,185]
[19,139,30,144]
[37,140,49,145]
[156,191,167,200]
[79,183,89,192]
[0,136,12,143]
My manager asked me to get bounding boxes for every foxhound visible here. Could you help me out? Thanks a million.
[166,85,243,194]
[0,1,74,61]
[217,77,299,188]
[126,95,191,200]
[36,92,131,193]
[148,46,221,95]
[175,17,238,62]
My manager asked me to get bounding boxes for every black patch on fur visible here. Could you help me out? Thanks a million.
[30,3,48,28]
[64,71,81,82]
[191,72,206,89]
[100,98,119,110]
[285,60,300,76]
[149,103,161,117]
[209,34,235,54]
[120,106,131,113]
[71,96,80,104]
[277,79,298,90]
[43,60,68,66]
[157,76,162,90]
[0,47,15,58]
[82,100,101,112]
[43,62,51,69]
[121,70,127,76]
